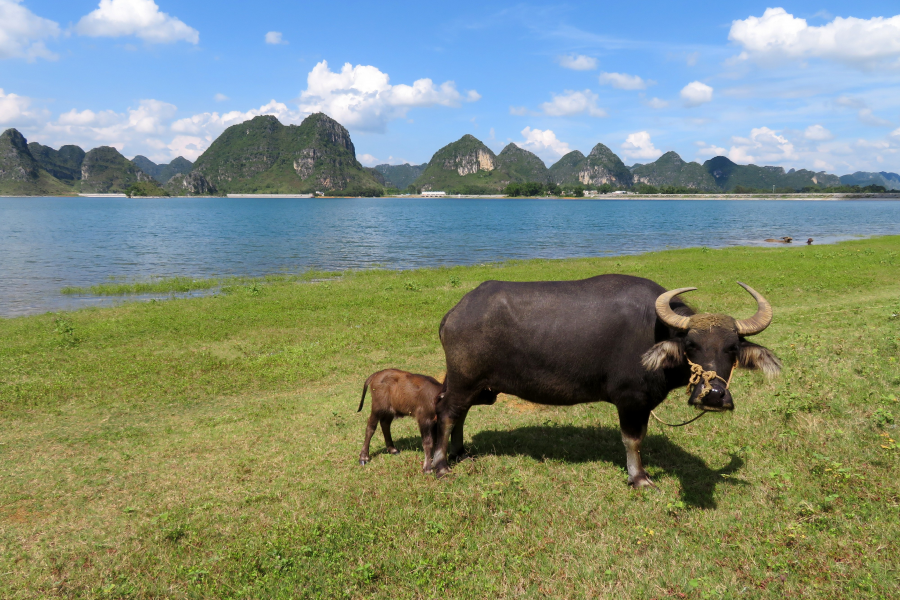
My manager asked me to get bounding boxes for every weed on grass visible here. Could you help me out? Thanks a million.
[1,236,900,598]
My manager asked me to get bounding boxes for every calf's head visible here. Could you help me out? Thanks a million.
[642,282,782,411]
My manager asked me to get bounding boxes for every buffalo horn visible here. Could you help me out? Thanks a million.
[734,282,773,335]
[655,287,696,330]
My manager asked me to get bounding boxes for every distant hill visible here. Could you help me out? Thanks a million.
[632,151,717,190]
[414,134,512,192]
[703,156,840,191]
[840,171,900,191]
[496,144,550,184]
[548,143,632,187]
[374,163,426,190]
[27,142,85,182]
[191,113,382,194]
[0,129,72,195]
[79,146,154,194]
[132,155,194,184]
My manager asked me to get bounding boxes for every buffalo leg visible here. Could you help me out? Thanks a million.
[432,414,455,477]
[448,408,470,462]
[359,413,380,465]
[380,416,400,455]
[618,407,653,488]
[419,420,435,473]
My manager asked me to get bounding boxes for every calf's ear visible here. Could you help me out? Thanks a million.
[738,341,782,377]
[641,340,684,371]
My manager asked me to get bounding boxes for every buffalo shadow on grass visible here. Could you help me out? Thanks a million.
[468,423,746,509]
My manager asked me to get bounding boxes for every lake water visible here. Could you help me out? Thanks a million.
[2,196,899,317]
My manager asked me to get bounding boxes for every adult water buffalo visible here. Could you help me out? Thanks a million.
[433,274,781,487]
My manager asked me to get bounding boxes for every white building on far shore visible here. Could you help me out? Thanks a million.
[421,191,447,197]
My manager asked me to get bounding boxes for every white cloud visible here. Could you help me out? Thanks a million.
[515,127,570,161]
[357,153,378,166]
[891,127,900,138]
[646,97,668,109]
[813,158,834,171]
[214,93,228,102]
[686,52,700,66]
[0,0,60,61]
[598,72,651,90]
[0,88,48,125]
[509,106,529,116]
[297,60,478,133]
[40,99,185,162]
[540,89,606,117]
[729,8,900,69]
[727,126,798,164]
[620,131,662,160]
[171,100,299,136]
[265,31,286,45]
[557,54,597,70]
[75,0,199,44]
[835,96,893,127]
[695,141,728,158]
[680,81,713,107]
[804,124,833,140]
[858,108,892,128]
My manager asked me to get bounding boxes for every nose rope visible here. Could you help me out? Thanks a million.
[686,358,734,401]
[650,358,738,428]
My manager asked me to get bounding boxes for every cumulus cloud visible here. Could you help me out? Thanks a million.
[0,0,60,61]
[680,81,713,107]
[804,124,833,140]
[297,60,479,133]
[265,31,286,45]
[357,153,378,166]
[727,127,798,164]
[645,97,668,109]
[515,127,570,160]
[0,88,49,125]
[75,0,199,44]
[557,54,597,70]
[620,131,662,160]
[598,72,652,90]
[540,89,606,117]
[729,8,900,69]
[695,141,728,158]
[39,99,189,161]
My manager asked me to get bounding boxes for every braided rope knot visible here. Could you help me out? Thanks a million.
[686,358,732,400]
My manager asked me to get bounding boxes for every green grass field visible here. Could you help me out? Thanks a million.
[1,237,899,599]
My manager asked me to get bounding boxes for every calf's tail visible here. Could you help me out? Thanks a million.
[357,376,372,412]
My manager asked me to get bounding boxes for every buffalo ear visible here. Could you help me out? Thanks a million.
[641,340,684,371]
[738,341,782,377]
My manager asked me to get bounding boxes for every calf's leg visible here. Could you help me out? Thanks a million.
[359,413,380,465]
[380,416,400,455]
[418,419,435,473]
[617,407,653,488]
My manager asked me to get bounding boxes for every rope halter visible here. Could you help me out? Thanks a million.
[686,358,735,401]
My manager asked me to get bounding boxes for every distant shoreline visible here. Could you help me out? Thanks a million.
[2,193,900,200]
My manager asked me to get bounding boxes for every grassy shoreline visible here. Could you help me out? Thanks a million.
[2,237,899,598]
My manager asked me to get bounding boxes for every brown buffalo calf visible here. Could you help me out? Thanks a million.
[357,369,443,472]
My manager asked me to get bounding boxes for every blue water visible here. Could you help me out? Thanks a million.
[2,196,899,317]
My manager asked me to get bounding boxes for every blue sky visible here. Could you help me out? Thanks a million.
[2,1,900,175]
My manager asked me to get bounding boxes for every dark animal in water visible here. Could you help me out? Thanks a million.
[433,275,782,487]
[807,238,813,245]
[764,236,793,243]
[357,369,443,472]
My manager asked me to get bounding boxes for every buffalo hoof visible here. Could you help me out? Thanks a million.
[433,463,451,478]
[629,474,657,489]
[423,464,434,474]
[359,458,369,466]
[448,446,471,462]
[388,447,401,455]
